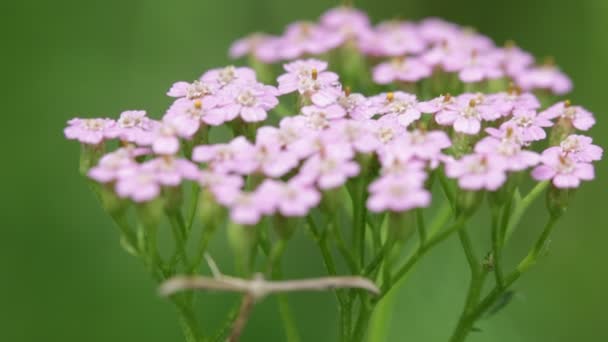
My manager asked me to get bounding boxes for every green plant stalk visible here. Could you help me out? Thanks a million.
[505,181,549,242]
[449,216,559,342]
[491,207,505,289]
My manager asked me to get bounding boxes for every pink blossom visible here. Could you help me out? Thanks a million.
[192,137,256,174]
[475,137,539,171]
[64,118,115,145]
[335,91,373,120]
[558,135,603,163]
[418,94,456,114]
[502,109,553,142]
[115,168,161,203]
[198,171,244,199]
[88,148,143,183]
[213,82,279,122]
[435,94,500,134]
[516,64,572,95]
[150,122,182,155]
[164,99,226,136]
[324,119,380,153]
[167,80,218,101]
[539,101,595,131]
[400,129,452,161]
[276,22,344,60]
[445,154,508,191]
[367,175,431,213]
[104,111,160,144]
[532,147,595,188]
[370,92,422,127]
[214,186,274,225]
[141,157,200,186]
[277,59,341,106]
[229,33,282,63]
[491,44,535,77]
[485,90,540,115]
[257,180,321,217]
[443,50,504,83]
[201,66,257,88]
[373,57,433,84]
[243,136,300,177]
[368,115,406,145]
[298,146,360,190]
[319,6,372,41]
[418,18,461,44]
[301,104,347,130]
[359,21,426,57]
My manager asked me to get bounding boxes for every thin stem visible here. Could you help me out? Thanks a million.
[491,207,505,289]
[168,212,191,270]
[505,181,549,241]
[363,239,395,277]
[416,209,427,244]
[331,215,358,273]
[228,294,255,342]
[186,183,200,232]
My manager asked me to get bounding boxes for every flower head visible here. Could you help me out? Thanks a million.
[367,175,431,213]
[539,101,595,131]
[445,153,508,191]
[64,118,115,145]
[532,147,595,188]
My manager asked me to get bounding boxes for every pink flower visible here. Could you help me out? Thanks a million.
[319,6,372,41]
[370,92,422,127]
[324,119,380,153]
[243,136,300,177]
[201,66,256,88]
[167,80,218,100]
[373,57,433,84]
[418,18,461,44]
[367,175,431,213]
[192,137,256,174]
[532,147,595,188]
[539,101,596,131]
[502,109,553,142]
[164,99,226,135]
[198,171,244,198]
[443,50,504,83]
[214,187,274,225]
[141,157,200,186]
[491,44,535,77]
[64,118,115,145]
[475,137,539,172]
[400,129,452,161]
[229,33,282,63]
[335,90,373,120]
[257,179,321,217]
[301,104,347,130]
[150,122,182,155]
[418,94,456,114]
[277,59,341,106]
[276,22,344,60]
[115,168,161,203]
[359,21,426,57]
[435,94,500,134]
[368,115,406,145]
[445,154,508,191]
[485,90,540,116]
[104,111,160,144]
[214,82,279,122]
[516,64,572,95]
[558,135,603,163]
[298,146,360,190]
[88,147,144,183]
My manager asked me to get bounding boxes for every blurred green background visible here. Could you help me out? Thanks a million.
[2,0,607,341]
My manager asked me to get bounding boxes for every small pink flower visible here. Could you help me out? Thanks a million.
[418,18,461,44]
[485,90,540,116]
[192,137,256,175]
[400,129,452,161]
[516,64,572,95]
[150,122,182,155]
[324,119,380,154]
[532,147,595,188]
[443,50,504,83]
[301,104,347,130]
[104,111,160,144]
[214,187,274,225]
[335,91,373,120]
[164,99,226,135]
[319,6,372,41]
[475,137,539,172]
[369,92,422,127]
[198,171,244,198]
[214,82,279,122]
[445,153,508,191]
[368,115,406,145]
[201,66,257,88]
[277,59,341,106]
[167,80,218,100]
[558,135,603,163]
[490,44,535,77]
[257,179,321,217]
[539,101,595,131]
[229,33,282,63]
[115,167,161,203]
[141,157,200,186]
[88,148,144,183]
[64,118,115,145]
[373,57,433,84]
[298,146,360,190]
[244,137,300,177]
[367,175,431,213]
[276,22,344,60]
[418,94,456,114]
[359,21,426,57]
[501,109,553,142]
[435,94,500,134]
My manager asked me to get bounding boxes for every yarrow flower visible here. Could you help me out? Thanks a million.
[539,101,596,131]
[532,146,595,188]
[64,118,115,145]
[445,154,507,191]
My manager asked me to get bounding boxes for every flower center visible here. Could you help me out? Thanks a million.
[377,127,395,143]
[218,66,236,85]
[84,119,105,131]
[557,154,575,174]
[187,81,212,99]
[237,91,257,107]
[560,136,581,154]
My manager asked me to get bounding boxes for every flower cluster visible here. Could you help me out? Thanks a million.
[65,7,601,227]
[230,7,572,94]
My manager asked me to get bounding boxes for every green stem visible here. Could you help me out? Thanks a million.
[168,212,191,270]
[186,183,200,232]
[505,181,549,241]
[490,207,505,289]
[331,215,358,273]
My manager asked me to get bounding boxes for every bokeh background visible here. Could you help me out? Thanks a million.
[2,0,607,341]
